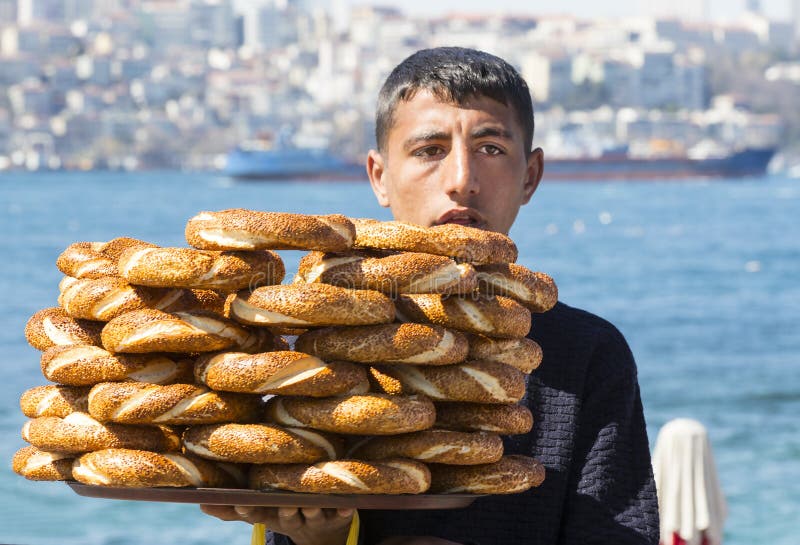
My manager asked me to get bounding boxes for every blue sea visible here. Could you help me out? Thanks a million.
[1,172,798,544]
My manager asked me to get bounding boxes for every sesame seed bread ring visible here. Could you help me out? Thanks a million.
[194,351,368,397]
[59,275,80,294]
[59,277,227,322]
[20,385,90,418]
[40,345,193,386]
[475,263,558,313]
[185,209,355,252]
[13,446,75,481]
[352,219,517,265]
[230,284,395,328]
[466,334,543,374]
[25,307,103,351]
[249,458,431,494]
[428,455,546,494]
[56,238,156,279]
[101,308,277,354]
[264,394,436,435]
[183,423,345,464]
[297,251,478,295]
[88,382,262,425]
[21,412,181,454]
[295,323,468,366]
[395,294,531,339]
[118,247,285,292]
[434,402,533,435]
[97,237,160,261]
[72,448,245,488]
[350,430,503,465]
[370,361,527,404]
[56,242,117,279]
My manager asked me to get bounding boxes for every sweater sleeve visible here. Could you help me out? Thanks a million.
[557,324,660,545]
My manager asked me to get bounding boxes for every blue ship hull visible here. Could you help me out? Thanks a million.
[223,148,364,180]
[544,147,776,180]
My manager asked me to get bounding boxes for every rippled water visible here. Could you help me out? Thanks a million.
[1,172,798,544]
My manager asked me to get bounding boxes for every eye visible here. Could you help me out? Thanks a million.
[414,146,444,158]
[479,144,504,155]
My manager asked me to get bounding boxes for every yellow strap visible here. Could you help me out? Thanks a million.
[250,523,266,545]
[346,510,360,545]
[248,511,359,545]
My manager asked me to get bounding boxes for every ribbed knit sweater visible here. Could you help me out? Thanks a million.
[277,301,660,545]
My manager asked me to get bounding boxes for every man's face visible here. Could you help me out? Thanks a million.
[367,89,543,235]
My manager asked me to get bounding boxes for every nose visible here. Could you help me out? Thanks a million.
[442,144,480,197]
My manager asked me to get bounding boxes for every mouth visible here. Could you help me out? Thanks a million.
[435,208,486,229]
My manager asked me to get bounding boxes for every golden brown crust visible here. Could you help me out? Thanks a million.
[97,237,158,261]
[434,402,533,435]
[395,294,531,339]
[369,360,527,404]
[264,394,436,435]
[72,448,245,488]
[40,345,194,386]
[59,277,228,322]
[352,219,517,264]
[295,323,468,366]
[21,412,181,453]
[182,423,345,464]
[249,459,431,494]
[185,209,355,252]
[118,247,285,292]
[230,284,395,327]
[297,251,478,295]
[475,263,558,313]
[350,429,503,465]
[428,455,546,494]
[13,446,75,481]
[56,242,117,279]
[194,351,368,396]
[20,385,91,418]
[466,334,543,373]
[101,308,273,354]
[56,238,156,279]
[24,307,103,351]
[87,382,263,425]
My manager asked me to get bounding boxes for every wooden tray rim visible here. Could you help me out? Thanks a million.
[67,482,483,510]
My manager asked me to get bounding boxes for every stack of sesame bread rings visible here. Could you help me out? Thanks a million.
[14,209,556,497]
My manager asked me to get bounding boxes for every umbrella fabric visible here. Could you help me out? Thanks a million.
[652,418,727,545]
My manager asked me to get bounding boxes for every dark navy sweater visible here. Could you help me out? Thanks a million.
[278,302,660,545]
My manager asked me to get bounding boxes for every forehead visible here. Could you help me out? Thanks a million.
[387,90,524,145]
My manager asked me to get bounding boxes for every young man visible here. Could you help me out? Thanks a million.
[202,47,659,545]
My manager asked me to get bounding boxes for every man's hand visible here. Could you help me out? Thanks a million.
[200,504,354,545]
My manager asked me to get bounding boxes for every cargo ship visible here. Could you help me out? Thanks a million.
[543,146,777,180]
[222,145,776,181]
[222,145,364,180]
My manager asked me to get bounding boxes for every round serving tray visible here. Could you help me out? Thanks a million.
[67,482,482,510]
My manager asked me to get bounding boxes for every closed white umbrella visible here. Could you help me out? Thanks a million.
[652,418,727,545]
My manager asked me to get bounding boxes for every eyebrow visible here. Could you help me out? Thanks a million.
[402,130,449,151]
[471,126,513,140]
[402,126,514,151]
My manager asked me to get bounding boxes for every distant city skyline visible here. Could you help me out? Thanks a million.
[329,0,794,22]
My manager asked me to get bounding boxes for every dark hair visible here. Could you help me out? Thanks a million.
[375,47,534,154]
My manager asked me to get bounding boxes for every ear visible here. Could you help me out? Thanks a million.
[521,147,544,205]
[367,149,391,207]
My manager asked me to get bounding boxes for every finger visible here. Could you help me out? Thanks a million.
[233,506,279,526]
[336,508,354,518]
[301,507,324,523]
[200,504,242,522]
[277,507,303,531]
